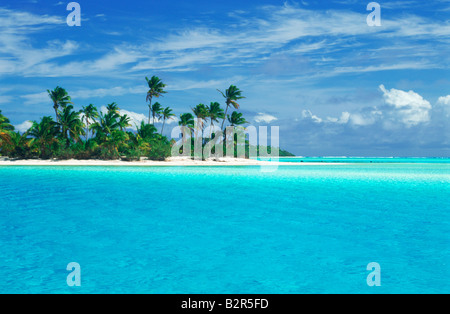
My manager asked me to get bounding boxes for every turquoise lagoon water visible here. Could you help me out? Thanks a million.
[0,163,449,293]
[271,157,450,163]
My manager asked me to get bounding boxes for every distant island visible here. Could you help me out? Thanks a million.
[0,76,294,161]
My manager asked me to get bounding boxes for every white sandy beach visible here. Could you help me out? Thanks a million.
[0,156,303,166]
[0,156,342,166]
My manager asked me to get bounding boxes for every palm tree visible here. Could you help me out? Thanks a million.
[81,104,99,140]
[57,105,85,147]
[192,104,208,145]
[7,131,32,158]
[29,116,59,157]
[179,113,194,127]
[137,121,158,141]
[179,113,194,130]
[176,113,194,156]
[178,113,195,141]
[47,86,72,122]
[91,110,120,140]
[151,102,163,125]
[106,102,120,114]
[91,103,121,139]
[192,104,208,132]
[0,110,14,146]
[118,114,131,131]
[128,122,154,155]
[226,111,248,158]
[207,102,224,138]
[108,130,128,158]
[145,76,167,124]
[161,107,175,134]
[217,85,245,129]
[227,111,248,126]
[91,110,126,157]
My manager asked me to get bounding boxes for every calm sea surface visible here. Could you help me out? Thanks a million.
[0,162,449,293]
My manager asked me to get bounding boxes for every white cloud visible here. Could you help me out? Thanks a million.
[379,85,432,126]
[14,120,33,133]
[117,108,148,130]
[2,3,449,78]
[21,86,147,105]
[254,113,278,123]
[72,86,146,99]
[21,91,49,105]
[437,95,450,106]
[348,112,377,126]
[285,82,450,155]
[0,8,78,77]
[169,78,243,91]
[326,112,350,124]
[99,106,178,131]
[311,110,380,127]
[331,61,435,76]
[301,110,322,123]
[437,95,450,107]
[436,95,450,117]
[300,85,434,128]
[0,8,63,28]
[0,95,12,104]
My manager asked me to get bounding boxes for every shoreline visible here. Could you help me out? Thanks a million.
[0,157,342,166]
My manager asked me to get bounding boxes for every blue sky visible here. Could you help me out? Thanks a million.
[0,0,449,156]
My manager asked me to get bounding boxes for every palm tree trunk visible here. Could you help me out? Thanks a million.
[161,119,166,134]
[209,120,214,139]
[221,105,229,130]
[220,105,230,150]
[148,98,152,125]
[53,105,59,123]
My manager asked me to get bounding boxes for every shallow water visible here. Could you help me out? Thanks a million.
[0,164,449,293]
[273,157,450,163]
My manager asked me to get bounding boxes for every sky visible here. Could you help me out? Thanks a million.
[0,0,449,156]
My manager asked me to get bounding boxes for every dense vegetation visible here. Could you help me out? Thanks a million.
[0,76,293,160]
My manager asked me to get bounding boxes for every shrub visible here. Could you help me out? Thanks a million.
[147,139,171,161]
[122,148,142,161]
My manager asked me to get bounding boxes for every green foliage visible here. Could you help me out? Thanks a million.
[208,102,225,124]
[29,116,59,158]
[192,103,208,132]
[137,121,158,141]
[147,138,171,161]
[146,76,167,103]
[2,131,33,159]
[179,113,194,128]
[161,107,175,134]
[146,76,167,124]
[0,110,15,153]
[57,105,85,147]
[217,85,245,129]
[227,111,248,126]
[81,104,99,140]
[47,86,72,122]
[122,149,142,162]
[150,102,163,125]
[1,78,298,161]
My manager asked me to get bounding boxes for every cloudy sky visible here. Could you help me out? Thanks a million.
[0,0,449,156]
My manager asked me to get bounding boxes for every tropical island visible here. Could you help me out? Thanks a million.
[0,76,294,163]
